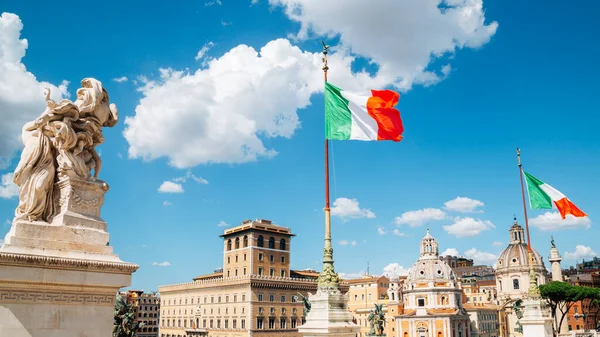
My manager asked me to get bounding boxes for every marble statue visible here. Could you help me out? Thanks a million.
[12,78,118,223]
[367,303,385,336]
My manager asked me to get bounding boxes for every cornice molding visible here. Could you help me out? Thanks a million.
[0,252,139,274]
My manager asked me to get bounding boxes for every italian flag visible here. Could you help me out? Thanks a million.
[523,171,587,219]
[325,82,404,141]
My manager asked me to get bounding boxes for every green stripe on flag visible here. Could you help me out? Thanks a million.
[325,82,351,140]
[523,171,553,209]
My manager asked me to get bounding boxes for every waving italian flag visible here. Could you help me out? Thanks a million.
[324,82,404,141]
[523,171,587,219]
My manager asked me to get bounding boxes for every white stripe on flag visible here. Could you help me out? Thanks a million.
[341,90,378,140]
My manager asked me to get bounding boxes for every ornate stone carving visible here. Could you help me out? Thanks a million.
[0,290,115,306]
[0,252,139,274]
[12,78,117,224]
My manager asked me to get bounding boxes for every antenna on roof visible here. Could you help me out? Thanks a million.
[367,261,370,276]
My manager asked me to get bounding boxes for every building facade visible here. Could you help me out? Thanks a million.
[158,219,322,337]
[464,304,499,337]
[395,229,470,337]
[495,218,548,337]
[120,290,161,337]
[346,275,391,336]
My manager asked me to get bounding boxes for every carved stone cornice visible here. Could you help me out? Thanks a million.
[0,252,139,274]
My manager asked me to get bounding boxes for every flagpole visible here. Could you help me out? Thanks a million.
[318,41,339,290]
[517,148,540,298]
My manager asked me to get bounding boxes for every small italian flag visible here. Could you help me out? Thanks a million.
[325,82,404,141]
[523,171,587,219]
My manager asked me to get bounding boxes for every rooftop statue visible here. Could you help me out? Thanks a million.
[13,78,118,223]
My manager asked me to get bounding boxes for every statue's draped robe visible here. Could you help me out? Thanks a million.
[13,123,55,222]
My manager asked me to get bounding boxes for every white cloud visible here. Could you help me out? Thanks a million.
[492,241,503,247]
[152,261,171,267]
[339,272,364,280]
[205,0,222,6]
[158,181,184,193]
[377,227,387,235]
[269,0,498,90]
[195,41,215,61]
[217,221,229,227]
[221,20,231,26]
[530,212,592,231]
[351,240,357,246]
[172,171,209,184]
[0,13,70,166]
[392,229,406,237]
[113,76,128,83]
[331,197,375,220]
[162,201,173,206]
[394,208,446,227]
[339,240,349,246]
[0,172,19,199]
[383,263,410,278]
[4,219,11,225]
[463,248,498,265]
[441,248,459,257]
[565,245,597,261]
[443,217,495,237]
[441,64,452,76]
[444,196,484,213]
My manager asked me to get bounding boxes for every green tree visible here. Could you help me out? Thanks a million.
[539,282,579,333]
[579,287,600,331]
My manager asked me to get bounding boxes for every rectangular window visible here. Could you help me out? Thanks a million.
[270,255,274,262]
[291,318,297,328]
[210,320,213,328]
[203,320,206,328]
[269,294,275,302]
[418,298,425,307]
[281,295,286,303]
[270,268,275,276]
[234,295,237,302]
[225,319,228,329]
[226,295,229,302]
[269,318,275,329]
[217,319,221,329]
[233,319,237,329]
[218,296,221,303]
[513,279,520,290]
[244,267,247,275]
[242,294,246,301]
[281,270,286,277]
[258,267,263,275]
[292,296,297,303]
[241,319,246,329]
[258,294,263,301]
[257,318,264,329]
[244,254,247,261]
[258,253,263,261]
[280,318,286,329]
[281,256,286,263]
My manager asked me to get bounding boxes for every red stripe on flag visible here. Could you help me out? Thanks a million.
[554,197,587,219]
[367,89,404,142]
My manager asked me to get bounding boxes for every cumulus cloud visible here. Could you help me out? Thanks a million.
[463,248,498,265]
[162,201,173,206]
[205,0,222,6]
[530,212,592,231]
[0,13,70,167]
[492,241,503,247]
[443,217,495,237]
[377,227,387,235]
[392,229,406,237]
[172,171,209,184]
[383,263,410,278]
[565,245,597,261]
[269,0,498,90]
[217,221,230,227]
[0,172,19,199]
[152,261,171,267]
[158,181,184,193]
[331,197,375,220]
[339,240,349,246]
[444,196,484,213]
[394,208,446,227]
[195,41,215,62]
[113,76,128,83]
[440,248,459,257]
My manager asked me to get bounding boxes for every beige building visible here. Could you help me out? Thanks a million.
[395,229,470,337]
[464,304,499,337]
[346,275,391,336]
[158,219,322,337]
[120,290,161,337]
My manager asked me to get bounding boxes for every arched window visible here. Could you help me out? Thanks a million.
[227,239,232,251]
[257,236,264,247]
[268,237,275,249]
[514,232,518,241]
[243,235,248,247]
[513,279,520,290]
[280,239,286,250]
[235,237,240,249]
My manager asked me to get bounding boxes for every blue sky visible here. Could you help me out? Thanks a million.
[0,0,599,291]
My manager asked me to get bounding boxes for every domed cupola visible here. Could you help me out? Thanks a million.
[496,217,546,272]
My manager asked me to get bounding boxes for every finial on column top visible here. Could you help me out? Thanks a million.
[551,236,556,248]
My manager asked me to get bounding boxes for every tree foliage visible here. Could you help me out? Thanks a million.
[540,281,600,332]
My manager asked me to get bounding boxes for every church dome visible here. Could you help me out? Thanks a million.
[406,229,457,284]
[496,218,546,273]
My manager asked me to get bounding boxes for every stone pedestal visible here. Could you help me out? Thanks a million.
[298,287,360,337]
[520,297,553,337]
[0,176,138,337]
